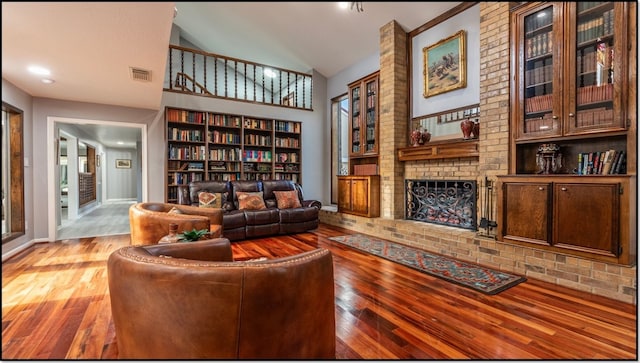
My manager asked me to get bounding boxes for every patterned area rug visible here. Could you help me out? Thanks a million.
[329,234,526,295]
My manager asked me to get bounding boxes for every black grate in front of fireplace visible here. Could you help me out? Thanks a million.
[405,179,477,230]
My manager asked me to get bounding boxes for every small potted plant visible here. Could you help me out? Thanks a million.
[177,228,210,242]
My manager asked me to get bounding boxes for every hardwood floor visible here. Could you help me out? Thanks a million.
[2,223,637,359]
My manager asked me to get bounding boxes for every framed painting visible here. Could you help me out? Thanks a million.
[423,30,467,98]
[115,159,131,169]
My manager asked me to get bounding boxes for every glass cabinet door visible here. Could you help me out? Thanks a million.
[364,77,378,154]
[519,4,560,139]
[566,2,626,135]
[350,85,361,155]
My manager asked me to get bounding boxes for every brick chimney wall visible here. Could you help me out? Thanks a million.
[319,2,637,304]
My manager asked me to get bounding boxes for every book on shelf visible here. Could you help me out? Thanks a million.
[600,149,616,175]
[612,151,626,174]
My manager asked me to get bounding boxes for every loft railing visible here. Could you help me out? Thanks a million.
[165,45,313,111]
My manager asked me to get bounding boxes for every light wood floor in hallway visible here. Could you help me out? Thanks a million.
[2,224,637,359]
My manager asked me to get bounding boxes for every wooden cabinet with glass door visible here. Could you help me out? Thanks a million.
[512,2,627,143]
[348,71,379,167]
[498,2,636,265]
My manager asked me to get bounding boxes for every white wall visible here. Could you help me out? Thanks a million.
[411,4,481,138]
[1,79,35,258]
[106,148,138,200]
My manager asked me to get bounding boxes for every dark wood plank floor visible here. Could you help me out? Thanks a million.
[2,223,637,359]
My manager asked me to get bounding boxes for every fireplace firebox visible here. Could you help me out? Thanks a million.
[405,179,477,230]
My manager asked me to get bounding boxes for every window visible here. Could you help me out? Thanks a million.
[2,103,25,243]
[331,94,349,204]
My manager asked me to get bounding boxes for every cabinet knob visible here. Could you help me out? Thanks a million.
[568,113,575,117]
[552,115,558,119]
[561,187,567,191]
[538,187,544,191]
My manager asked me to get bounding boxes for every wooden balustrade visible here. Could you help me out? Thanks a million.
[166,45,313,110]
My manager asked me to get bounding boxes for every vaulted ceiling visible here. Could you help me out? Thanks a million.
[2,2,461,147]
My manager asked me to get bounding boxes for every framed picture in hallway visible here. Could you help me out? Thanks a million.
[423,30,467,98]
[115,159,131,169]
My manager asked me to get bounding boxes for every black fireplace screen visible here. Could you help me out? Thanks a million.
[405,179,477,230]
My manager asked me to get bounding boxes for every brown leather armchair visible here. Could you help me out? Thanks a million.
[129,202,223,245]
[107,239,336,359]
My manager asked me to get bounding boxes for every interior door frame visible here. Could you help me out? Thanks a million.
[47,116,147,241]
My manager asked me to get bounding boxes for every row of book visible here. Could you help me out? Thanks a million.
[209,148,241,161]
[274,137,300,148]
[167,161,204,172]
[526,64,553,87]
[243,118,272,130]
[576,9,614,44]
[244,134,272,147]
[577,84,612,105]
[526,32,552,59]
[166,109,207,124]
[243,150,272,162]
[274,120,301,133]
[168,128,204,142]
[168,172,204,185]
[209,130,241,144]
[210,114,241,127]
[576,149,626,175]
[168,145,206,161]
[577,47,611,75]
[525,94,553,113]
[575,108,613,128]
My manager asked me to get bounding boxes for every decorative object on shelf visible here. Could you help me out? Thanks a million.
[460,118,474,139]
[410,127,431,147]
[471,119,479,139]
[423,30,467,98]
[536,143,562,174]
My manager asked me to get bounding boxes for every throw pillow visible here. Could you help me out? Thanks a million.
[167,207,183,214]
[273,190,302,209]
[236,191,266,210]
[199,191,224,208]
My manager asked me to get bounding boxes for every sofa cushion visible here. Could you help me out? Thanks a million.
[168,206,184,214]
[273,190,302,209]
[199,191,225,208]
[237,191,266,210]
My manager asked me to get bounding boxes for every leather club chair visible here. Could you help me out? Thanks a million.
[129,202,223,245]
[107,239,336,359]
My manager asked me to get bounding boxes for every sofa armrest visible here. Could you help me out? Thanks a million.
[302,200,322,210]
[172,204,224,226]
[143,238,233,262]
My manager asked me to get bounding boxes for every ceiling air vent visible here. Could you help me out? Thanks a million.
[130,67,152,82]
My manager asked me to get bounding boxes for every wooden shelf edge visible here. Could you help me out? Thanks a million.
[397,139,479,161]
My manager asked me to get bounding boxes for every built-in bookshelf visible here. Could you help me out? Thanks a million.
[165,107,302,202]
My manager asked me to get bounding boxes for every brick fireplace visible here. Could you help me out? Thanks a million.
[405,179,477,230]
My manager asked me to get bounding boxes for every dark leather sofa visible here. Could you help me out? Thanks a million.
[177,179,321,241]
[107,238,336,359]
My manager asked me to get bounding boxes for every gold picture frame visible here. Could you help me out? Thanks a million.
[423,30,467,98]
[115,159,131,169]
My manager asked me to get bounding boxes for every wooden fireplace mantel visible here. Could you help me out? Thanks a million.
[397,138,479,161]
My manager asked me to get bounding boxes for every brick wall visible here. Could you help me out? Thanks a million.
[320,2,637,304]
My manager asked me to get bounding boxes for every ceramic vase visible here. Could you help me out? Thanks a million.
[460,119,474,140]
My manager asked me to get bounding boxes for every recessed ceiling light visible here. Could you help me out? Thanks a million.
[264,68,277,78]
[117,141,124,145]
[28,65,51,76]
[41,78,55,84]
[338,2,349,10]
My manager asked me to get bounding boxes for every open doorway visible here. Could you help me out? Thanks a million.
[48,116,147,241]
